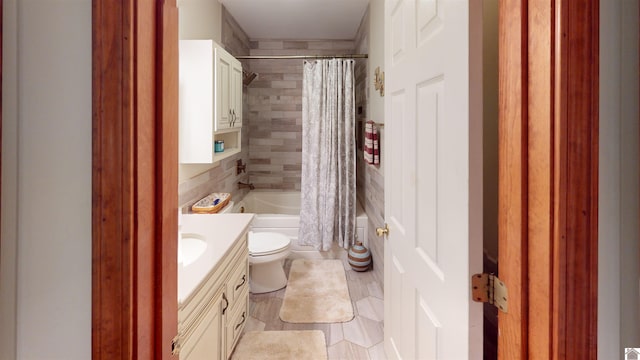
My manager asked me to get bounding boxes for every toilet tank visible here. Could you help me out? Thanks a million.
[218,201,235,214]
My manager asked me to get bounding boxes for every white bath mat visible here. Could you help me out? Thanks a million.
[231,330,327,360]
[279,259,354,323]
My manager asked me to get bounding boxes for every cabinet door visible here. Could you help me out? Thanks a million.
[216,49,233,131]
[231,61,243,128]
[180,291,225,360]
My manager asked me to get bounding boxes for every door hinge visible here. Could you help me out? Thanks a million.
[471,273,508,313]
[171,334,181,356]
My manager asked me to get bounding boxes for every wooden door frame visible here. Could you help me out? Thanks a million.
[92,1,178,358]
[499,0,599,358]
[90,0,599,358]
[0,3,3,329]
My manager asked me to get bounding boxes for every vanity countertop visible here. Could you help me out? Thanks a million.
[178,213,254,304]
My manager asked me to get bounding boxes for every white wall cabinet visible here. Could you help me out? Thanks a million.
[216,49,243,130]
[178,231,249,360]
[179,40,242,164]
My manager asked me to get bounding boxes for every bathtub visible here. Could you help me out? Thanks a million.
[234,191,369,258]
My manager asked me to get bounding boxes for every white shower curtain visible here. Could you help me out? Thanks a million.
[298,59,356,251]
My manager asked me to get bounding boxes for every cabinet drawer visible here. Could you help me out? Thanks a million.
[226,251,249,304]
[226,287,249,356]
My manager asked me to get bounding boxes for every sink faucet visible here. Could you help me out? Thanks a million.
[238,181,255,190]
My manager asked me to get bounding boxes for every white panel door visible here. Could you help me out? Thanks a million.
[383,0,483,359]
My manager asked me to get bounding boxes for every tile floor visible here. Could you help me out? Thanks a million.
[242,254,387,360]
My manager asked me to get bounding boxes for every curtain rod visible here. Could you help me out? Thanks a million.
[235,54,368,60]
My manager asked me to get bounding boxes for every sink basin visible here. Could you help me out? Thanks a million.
[179,233,207,266]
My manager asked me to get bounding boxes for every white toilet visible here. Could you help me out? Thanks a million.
[248,231,291,294]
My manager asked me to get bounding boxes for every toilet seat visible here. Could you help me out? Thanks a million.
[248,231,290,256]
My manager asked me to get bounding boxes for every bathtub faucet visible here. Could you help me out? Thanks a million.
[236,159,246,175]
[238,181,255,190]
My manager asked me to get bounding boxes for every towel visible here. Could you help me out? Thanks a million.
[364,120,380,165]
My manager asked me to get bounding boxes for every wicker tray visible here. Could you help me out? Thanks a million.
[191,192,232,214]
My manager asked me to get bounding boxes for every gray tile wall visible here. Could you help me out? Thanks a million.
[353,7,384,290]
[245,40,355,189]
[222,6,250,57]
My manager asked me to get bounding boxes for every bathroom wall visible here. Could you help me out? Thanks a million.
[617,0,640,348]
[178,0,222,42]
[221,6,249,59]
[1,0,92,358]
[355,8,369,209]
[599,0,640,357]
[177,6,252,210]
[245,40,355,190]
[356,1,385,288]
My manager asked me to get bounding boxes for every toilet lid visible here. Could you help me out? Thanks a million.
[248,232,291,256]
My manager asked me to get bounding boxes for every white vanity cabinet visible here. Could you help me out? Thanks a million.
[179,288,225,360]
[178,230,250,360]
[179,40,242,164]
